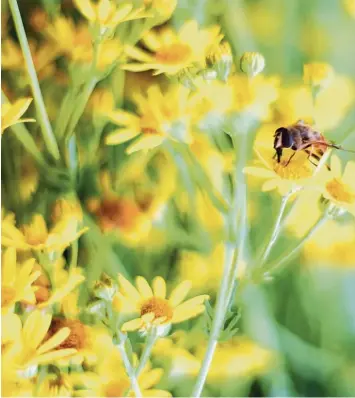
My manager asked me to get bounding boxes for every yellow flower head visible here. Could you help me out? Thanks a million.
[303,62,334,89]
[1,213,88,252]
[1,97,35,134]
[115,274,209,333]
[122,20,223,76]
[105,84,193,153]
[1,248,40,313]
[1,310,77,376]
[315,155,355,216]
[74,0,150,30]
[244,145,315,196]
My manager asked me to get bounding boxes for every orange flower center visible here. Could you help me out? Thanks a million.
[156,43,192,65]
[47,319,87,350]
[95,198,142,232]
[326,178,355,204]
[140,297,173,320]
[273,158,313,180]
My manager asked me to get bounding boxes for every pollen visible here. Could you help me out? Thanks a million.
[48,319,88,350]
[326,178,355,204]
[156,43,192,64]
[140,297,174,320]
[273,159,313,180]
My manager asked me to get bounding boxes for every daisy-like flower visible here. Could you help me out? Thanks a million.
[1,213,88,252]
[105,84,193,153]
[122,20,223,76]
[114,274,209,333]
[1,310,77,377]
[243,146,316,196]
[1,97,35,134]
[73,0,150,30]
[1,248,40,313]
[315,155,355,216]
[303,62,334,89]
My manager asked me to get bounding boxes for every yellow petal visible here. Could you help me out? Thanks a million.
[169,280,192,307]
[330,155,342,178]
[152,276,166,299]
[2,98,33,130]
[141,312,155,323]
[105,129,139,145]
[139,368,163,389]
[262,179,279,192]
[126,135,164,154]
[121,63,155,72]
[135,276,153,299]
[124,46,154,63]
[243,166,275,179]
[110,3,133,24]
[118,274,141,302]
[121,318,143,332]
[174,295,209,312]
[171,305,205,323]
[2,247,17,285]
[36,327,71,355]
[23,311,52,351]
[97,0,112,22]
[343,161,355,187]
[31,348,77,366]
[143,389,172,397]
[73,0,96,21]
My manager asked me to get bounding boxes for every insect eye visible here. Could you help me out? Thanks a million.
[276,128,293,148]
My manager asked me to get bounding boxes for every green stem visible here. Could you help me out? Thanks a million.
[191,243,236,398]
[264,214,329,278]
[69,240,78,274]
[135,328,158,376]
[116,335,142,398]
[8,0,60,161]
[259,191,293,267]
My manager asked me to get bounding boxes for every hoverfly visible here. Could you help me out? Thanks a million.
[273,120,355,167]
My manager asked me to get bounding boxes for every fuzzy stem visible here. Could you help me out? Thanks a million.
[135,328,158,376]
[8,0,60,161]
[191,243,236,397]
[116,337,142,398]
[259,191,293,267]
[265,214,329,278]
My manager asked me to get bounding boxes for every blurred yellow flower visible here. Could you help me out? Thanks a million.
[314,155,355,216]
[1,97,35,134]
[303,62,334,89]
[1,213,88,252]
[105,84,193,153]
[303,219,355,267]
[343,0,355,18]
[1,248,40,313]
[122,20,222,75]
[1,310,76,377]
[144,0,177,25]
[114,275,209,333]
[74,0,149,29]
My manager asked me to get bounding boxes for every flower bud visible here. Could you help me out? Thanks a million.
[51,194,83,224]
[240,51,265,78]
[93,274,117,301]
[303,62,334,89]
[206,41,233,82]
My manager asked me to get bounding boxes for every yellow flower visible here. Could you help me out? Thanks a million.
[105,84,193,153]
[1,213,88,252]
[195,336,276,383]
[343,0,355,18]
[115,275,209,333]
[244,146,315,196]
[74,0,149,29]
[45,17,123,70]
[229,74,280,122]
[303,219,355,267]
[1,310,76,376]
[1,248,40,313]
[35,373,73,397]
[315,155,355,216]
[122,20,222,76]
[1,97,35,134]
[303,62,334,89]
[144,0,177,25]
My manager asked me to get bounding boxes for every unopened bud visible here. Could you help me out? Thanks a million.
[93,274,117,301]
[51,194,83,223]
[240,51,265,78]
[303,62,334,89]
[206,41,233,82]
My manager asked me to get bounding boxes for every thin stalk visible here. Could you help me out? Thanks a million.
[135,328,158,376]
[8,0,60,161]
[265,214,329,278]
[191,243,236,398]
[116,338,142,398]
[259,192,293,267]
